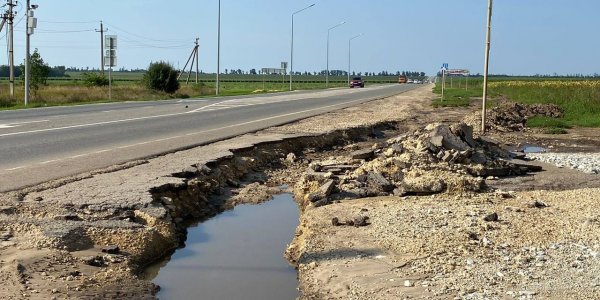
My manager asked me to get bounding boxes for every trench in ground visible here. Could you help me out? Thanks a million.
[140,122,402,299]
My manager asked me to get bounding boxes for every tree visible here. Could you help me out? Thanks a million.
[142,61,180,93]
[19,48,50,93]
[249,68,257,75]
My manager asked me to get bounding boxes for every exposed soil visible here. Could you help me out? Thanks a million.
[0,85,598,299]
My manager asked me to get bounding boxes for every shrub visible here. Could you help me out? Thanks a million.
[82,72,109,87]
[142,62,180,93]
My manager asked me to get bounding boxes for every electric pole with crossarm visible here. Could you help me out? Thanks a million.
[96,21,107,75]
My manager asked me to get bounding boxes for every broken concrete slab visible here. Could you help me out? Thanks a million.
[319,180,336,197]
[350,149,374,160]
[452,123,478,148]
[429,124,471,151]
[366,172,394,193]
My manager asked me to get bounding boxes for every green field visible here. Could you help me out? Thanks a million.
[433,77,600,129]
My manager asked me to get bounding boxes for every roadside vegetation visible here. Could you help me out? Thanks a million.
[433,77,600,131]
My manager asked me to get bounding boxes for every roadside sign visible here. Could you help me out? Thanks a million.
[104,35,117,67]
[446,69,470,76]
[104,56,117,67]
[105,35,117,49]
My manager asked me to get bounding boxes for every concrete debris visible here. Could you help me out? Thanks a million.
[295,122,542,205]
[0,206,15,214]
[483,212,499,222]
[101,245,120,254]
[465,100,564,133]
[318,180,336,197]
[350,149,374,160]
[286,153,297,163]
[366,172,394,193]
[331,216,370,227]
[530,200,549,208]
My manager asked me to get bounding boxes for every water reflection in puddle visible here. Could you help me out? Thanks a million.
[145,194,300,299]
[522,145,547,153]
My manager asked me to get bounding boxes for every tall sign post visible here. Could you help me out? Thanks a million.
[440,63,448,102]
[281,62,287,85]
[104,35,117,101]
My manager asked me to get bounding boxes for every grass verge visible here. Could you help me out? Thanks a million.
[433,78,600,128]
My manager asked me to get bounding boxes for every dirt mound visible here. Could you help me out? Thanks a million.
[294,122,541,207]
[464,100,564,133]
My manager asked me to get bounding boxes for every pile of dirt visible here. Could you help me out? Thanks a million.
[464,101,564,132]
[294,122,541,208]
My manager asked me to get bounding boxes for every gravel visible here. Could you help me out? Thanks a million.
[527,152,600,174]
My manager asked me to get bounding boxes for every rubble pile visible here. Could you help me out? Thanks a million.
[295,122,541,207]
[464,101,564,132]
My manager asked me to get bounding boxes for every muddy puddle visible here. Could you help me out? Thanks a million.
[144,193,300,299]
[522,145,547,153]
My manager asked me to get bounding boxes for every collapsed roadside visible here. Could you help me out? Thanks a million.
[0,84,598,299]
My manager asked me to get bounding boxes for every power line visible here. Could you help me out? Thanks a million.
[39,20,97,24]
[104,22,188,43]
[31,29,95,33]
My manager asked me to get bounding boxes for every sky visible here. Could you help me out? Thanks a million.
[1,0,600,76]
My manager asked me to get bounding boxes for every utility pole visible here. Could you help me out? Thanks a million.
[178,38,200,85]
[7,0,15,97]
[481,0,493,134]
[96,21,107,75]
[195,38,199,84]
[216,0,220,95]
[25,0,38,106]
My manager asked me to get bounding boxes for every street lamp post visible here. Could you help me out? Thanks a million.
[326,21,345,88]
[290,3,315,91]
[348,34,363,85]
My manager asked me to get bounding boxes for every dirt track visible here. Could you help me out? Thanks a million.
[0,85,598,299]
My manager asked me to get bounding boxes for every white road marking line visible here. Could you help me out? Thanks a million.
[0,119,50,129]
[0,112,190,138]
[40,159,59,164]
[5,166,25,171]
[178,99,209,103]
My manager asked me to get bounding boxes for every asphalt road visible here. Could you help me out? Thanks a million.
[0,84,418,191]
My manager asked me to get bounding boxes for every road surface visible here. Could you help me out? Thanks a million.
[0,84,418,191]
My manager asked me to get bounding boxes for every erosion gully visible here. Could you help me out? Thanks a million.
[140,122,399,299]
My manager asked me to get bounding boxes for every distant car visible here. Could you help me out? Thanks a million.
[349,76,364,88]
[414,80,422,84]
[407,79,414,84]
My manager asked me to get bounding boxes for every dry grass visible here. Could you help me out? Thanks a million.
[0,83,214,109]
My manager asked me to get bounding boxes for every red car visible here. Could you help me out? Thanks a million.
[349,76,365,88]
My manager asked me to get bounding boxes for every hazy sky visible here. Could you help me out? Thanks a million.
[2,0,599,75]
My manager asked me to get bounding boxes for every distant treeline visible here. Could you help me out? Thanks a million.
[438,71,600,78]
[0,65,67,78]
[1,65,427,78]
